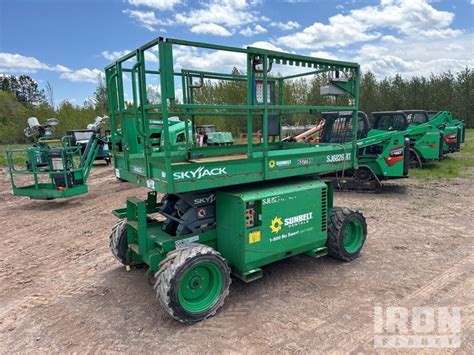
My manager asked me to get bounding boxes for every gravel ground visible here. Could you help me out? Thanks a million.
[0,165,472,354]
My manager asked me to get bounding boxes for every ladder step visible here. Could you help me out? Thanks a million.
[129,243,139,254]
[127,220,139,230]
[128,197,143,205]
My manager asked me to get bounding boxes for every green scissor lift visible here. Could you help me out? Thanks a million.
[106,37,368,323]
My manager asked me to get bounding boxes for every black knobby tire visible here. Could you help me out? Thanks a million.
[154,243,231,324]
[408,149,422,169]
[110,219,128,265]
[327,207,367,261]
[109,219,143,267]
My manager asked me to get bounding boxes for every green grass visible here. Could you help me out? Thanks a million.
[0,144,30,167]
[410,128,474,180]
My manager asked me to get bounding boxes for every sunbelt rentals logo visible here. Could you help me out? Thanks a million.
[270,217,283,233]
[173,166,227,180]
[270,212,314,234]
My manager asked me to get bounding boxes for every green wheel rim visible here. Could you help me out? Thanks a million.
[178,261,223,314]
[342,218,364,253]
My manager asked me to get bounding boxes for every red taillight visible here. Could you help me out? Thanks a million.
[57,187,66,191]
[385,146,404,167]
[444,133,457,144]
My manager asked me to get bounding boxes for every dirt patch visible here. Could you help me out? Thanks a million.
[0,166,472,353]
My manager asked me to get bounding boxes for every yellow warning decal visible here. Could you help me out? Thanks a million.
[249,230,261,244]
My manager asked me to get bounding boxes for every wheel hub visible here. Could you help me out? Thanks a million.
[188,275,203,290]
[343,219,364,253]
[178,261,223,313]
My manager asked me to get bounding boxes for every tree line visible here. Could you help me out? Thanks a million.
[0,67,472,144]
[358,69,473,126]
[0,75,108,144]
[192,67,473,134]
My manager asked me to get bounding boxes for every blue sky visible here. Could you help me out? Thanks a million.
[1,0,473,106]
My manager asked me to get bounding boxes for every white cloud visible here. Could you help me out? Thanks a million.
[0,53,45,72]
[146,83,161,104]
[175,0,260,31]
[54,65,71,73]
[239,24,267,37]
[277,0,461,50]
[122,9,158,31]
[0,53,67,73]
[248,41,284,52]
[172,41,306,79]
[101,50,130,61]
[309,51,337,60]
[125,1,268,36]
[246,41,316,77]
[127,0,181,10]
[0,52,103,84]
[145,51,159,63]
[172,46,247,72]
[190,23,233,36]
[358,44,389,60]
[122,9,172,31]
[416,28,462,39]
[356,33,474,78]
[446,43,463,51]
[350,0,461,39]
[101,49,158,63]
[381,35,402,43]
[270,20,300,31]
[278,13,379,49]
[59,68,104,83]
